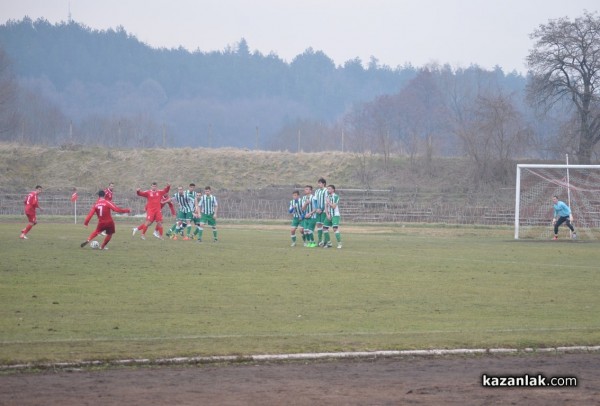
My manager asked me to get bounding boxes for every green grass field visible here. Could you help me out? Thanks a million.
[1,220,599,365]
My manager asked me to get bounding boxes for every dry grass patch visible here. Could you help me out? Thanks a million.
[0,143,357,194]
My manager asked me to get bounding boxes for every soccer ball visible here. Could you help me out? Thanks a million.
[90,240,100,249]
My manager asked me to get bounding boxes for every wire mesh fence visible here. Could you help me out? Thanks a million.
[1,191,516,226]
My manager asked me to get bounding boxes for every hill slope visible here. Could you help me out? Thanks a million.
[0,143,513,206]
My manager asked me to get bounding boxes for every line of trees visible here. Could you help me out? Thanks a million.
[0,18,418,149]
[0,12,599,178]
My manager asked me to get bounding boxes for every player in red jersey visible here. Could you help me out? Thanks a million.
[149,193,176,239]
[20,185,43,239]
[104,182,115,202]
[132,182,170,239]
[100,183,115,236]
[81,190,131,250]
[161,193,176,216]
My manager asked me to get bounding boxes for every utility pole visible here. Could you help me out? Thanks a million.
[255,126,259,150]
[297,129,301,153]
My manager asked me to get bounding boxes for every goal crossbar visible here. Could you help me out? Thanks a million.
[515,164,600,239]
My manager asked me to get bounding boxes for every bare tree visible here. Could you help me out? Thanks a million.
[342,111,377,188]
[77,113,163,148]
[353,95,397,168]
[396,69,448,173]
[472,93,533,183]
[17,87,69,145]
[374,101,396,169]
[526,11,600,163]
[454,92,532,184]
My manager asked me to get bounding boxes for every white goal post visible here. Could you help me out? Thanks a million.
[515,164,600,240]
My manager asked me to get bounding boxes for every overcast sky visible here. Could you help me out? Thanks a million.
[1,0,597,73]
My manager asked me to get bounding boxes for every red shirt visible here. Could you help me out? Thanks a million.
[24,191,40,212]
[160,194,176,215]
[104,188,114,202]
[84,198,130,225]
[137,185,170,212]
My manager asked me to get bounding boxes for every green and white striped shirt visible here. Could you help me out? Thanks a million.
[198,194,218,215]
[301,194,317,219]
[327,193,340,217]
[289,199,304,218]
[314,187,328,210]
[173,190,196,213]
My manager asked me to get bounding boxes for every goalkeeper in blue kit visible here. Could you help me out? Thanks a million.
[552,195,576,240]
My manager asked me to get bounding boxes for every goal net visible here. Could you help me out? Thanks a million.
[515,164,600,240]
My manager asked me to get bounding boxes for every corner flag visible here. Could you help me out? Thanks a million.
[71,188,78,224]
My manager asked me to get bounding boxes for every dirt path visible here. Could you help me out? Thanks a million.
[1,353,599,405]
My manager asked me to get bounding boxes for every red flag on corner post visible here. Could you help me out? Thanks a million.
[71,189,78,202]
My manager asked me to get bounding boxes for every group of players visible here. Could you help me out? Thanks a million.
[288,178,343,249]
[18,178,342,251]
[18,183,574,249]
[138,183,219,243]
[18,182,218,250]
[17,182,576,249]
[82,182,219,250]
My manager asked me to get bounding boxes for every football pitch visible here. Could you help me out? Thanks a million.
[1,220,599,366]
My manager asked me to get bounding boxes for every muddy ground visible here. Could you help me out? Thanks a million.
[1,352,599,405]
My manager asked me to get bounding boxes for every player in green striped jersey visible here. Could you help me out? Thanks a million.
[288,190,305,247]
[167,183,198,240]
[301,185,318,247]
[166,186,186,239]
[195,186,219,242]
[324,184,342,249]
[314,178,329,246]
[183,184,199,239]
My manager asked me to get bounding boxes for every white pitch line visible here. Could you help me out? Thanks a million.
[2,345,600,371]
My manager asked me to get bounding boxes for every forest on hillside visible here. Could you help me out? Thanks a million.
[0,16,593,185]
